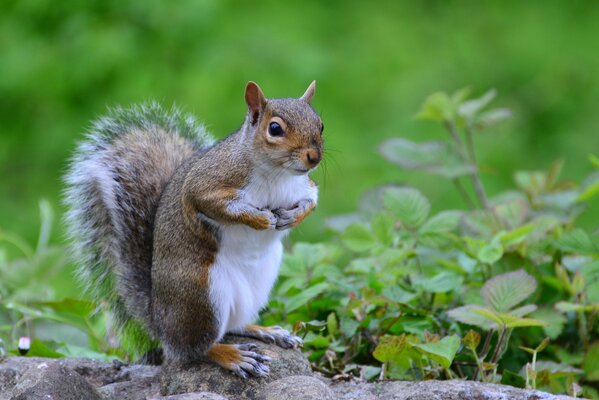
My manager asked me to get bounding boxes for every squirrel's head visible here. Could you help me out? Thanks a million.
[244,81,323,175]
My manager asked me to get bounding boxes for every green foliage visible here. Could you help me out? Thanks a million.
[0,201,118,361]
[263,89,599,397]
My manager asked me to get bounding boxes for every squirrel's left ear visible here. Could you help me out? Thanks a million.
[245,81,267,125]
[300,81,316,104]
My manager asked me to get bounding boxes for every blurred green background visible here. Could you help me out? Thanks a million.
[1,0,598,246]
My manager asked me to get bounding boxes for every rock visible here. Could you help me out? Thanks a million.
[155,393,229,400]
[1,355,577,400]
[257,376,334,400]
[328,379,576,400]
[160,336,311,400]
[6,364,102,400]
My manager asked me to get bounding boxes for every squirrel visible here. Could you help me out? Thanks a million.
[64,81,323,378]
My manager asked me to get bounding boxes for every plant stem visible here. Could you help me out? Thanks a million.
[452,178,477,209]
[464,127,490,209]
[532,350,537,389]
[490,326,507,364]
[470,348,485,381]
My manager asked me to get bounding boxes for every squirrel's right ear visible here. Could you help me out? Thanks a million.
[245,81,267,125]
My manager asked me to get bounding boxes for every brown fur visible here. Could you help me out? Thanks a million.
[207,344,243,368]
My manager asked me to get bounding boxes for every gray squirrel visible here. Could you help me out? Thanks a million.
[64,81,323,378]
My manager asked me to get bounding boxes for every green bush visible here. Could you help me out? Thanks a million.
[263,89,599,397]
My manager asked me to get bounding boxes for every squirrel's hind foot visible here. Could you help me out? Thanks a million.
[207,343,271,379]
[238,324,304,350]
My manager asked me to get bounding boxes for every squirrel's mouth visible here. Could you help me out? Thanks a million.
[291,167,310,175]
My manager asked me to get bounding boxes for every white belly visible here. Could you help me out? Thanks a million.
[209,226,284,340]
[207,169,317,340]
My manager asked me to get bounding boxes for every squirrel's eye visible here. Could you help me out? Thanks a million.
[268,122,284,137]
[320,123,324,134]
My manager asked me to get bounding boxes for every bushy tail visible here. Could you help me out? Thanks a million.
[64,103,214,359]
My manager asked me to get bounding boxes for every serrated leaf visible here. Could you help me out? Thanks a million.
[472,307,546,328]
[342,223,376,252]
[373,334,410,363]
[414,272,463,293]
[462,330,481,351]
[555,228,598,255]
[447,305,494,330]
[477,242,503,264]
[371,213,394,246]
[379,139,475,179]
[481,269,537,312]
[509,304,537,317]
[383,187,430,228]
[412,335,460,369]
[419,211,462,235]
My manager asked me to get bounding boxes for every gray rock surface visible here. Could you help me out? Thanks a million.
[0,347,577,400]
[329,379,575,400]
[154,393,229,400]
[257,375,334,400]
[6,363,102,400]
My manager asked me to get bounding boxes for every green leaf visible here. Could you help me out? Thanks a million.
[477,242,503,264]
[577,180,599,202]
[383,187,430,228]
[472,307,546,328]
[373,334,409,363]
[414,272,463,293]
[419,211,462,235]
[412,335,460,369]
[474,108,512,129]
[533,361,583,378]
[447,305,493,330]
[583,342,599,381]
[27,339,65,358]
[326,312,338,337]
[371,213,394,246]
[555,229,598,255]
[555,302,599,313]
[462,330,481,351]
[56,344,117,362]
[416,91,454,122]
[286,282,329,312]
[379,139,475,179]
[342,223,376,252]
[481,269,537,312]
[458,89,496,118]
[531,308,567,339]
[501,369,526,388]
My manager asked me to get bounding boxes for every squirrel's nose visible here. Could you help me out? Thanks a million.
[305,148,321,168]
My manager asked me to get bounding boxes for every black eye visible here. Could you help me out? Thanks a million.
[320,123,324,134]
[268,121,284,137]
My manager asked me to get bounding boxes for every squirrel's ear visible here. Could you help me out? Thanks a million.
[300,81,316,104]
[245,81,267,125]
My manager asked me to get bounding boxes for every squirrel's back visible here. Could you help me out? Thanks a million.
[64,103,214,358]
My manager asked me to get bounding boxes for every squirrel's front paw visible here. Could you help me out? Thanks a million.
[252,209,277,230]
[273,199,315,231]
